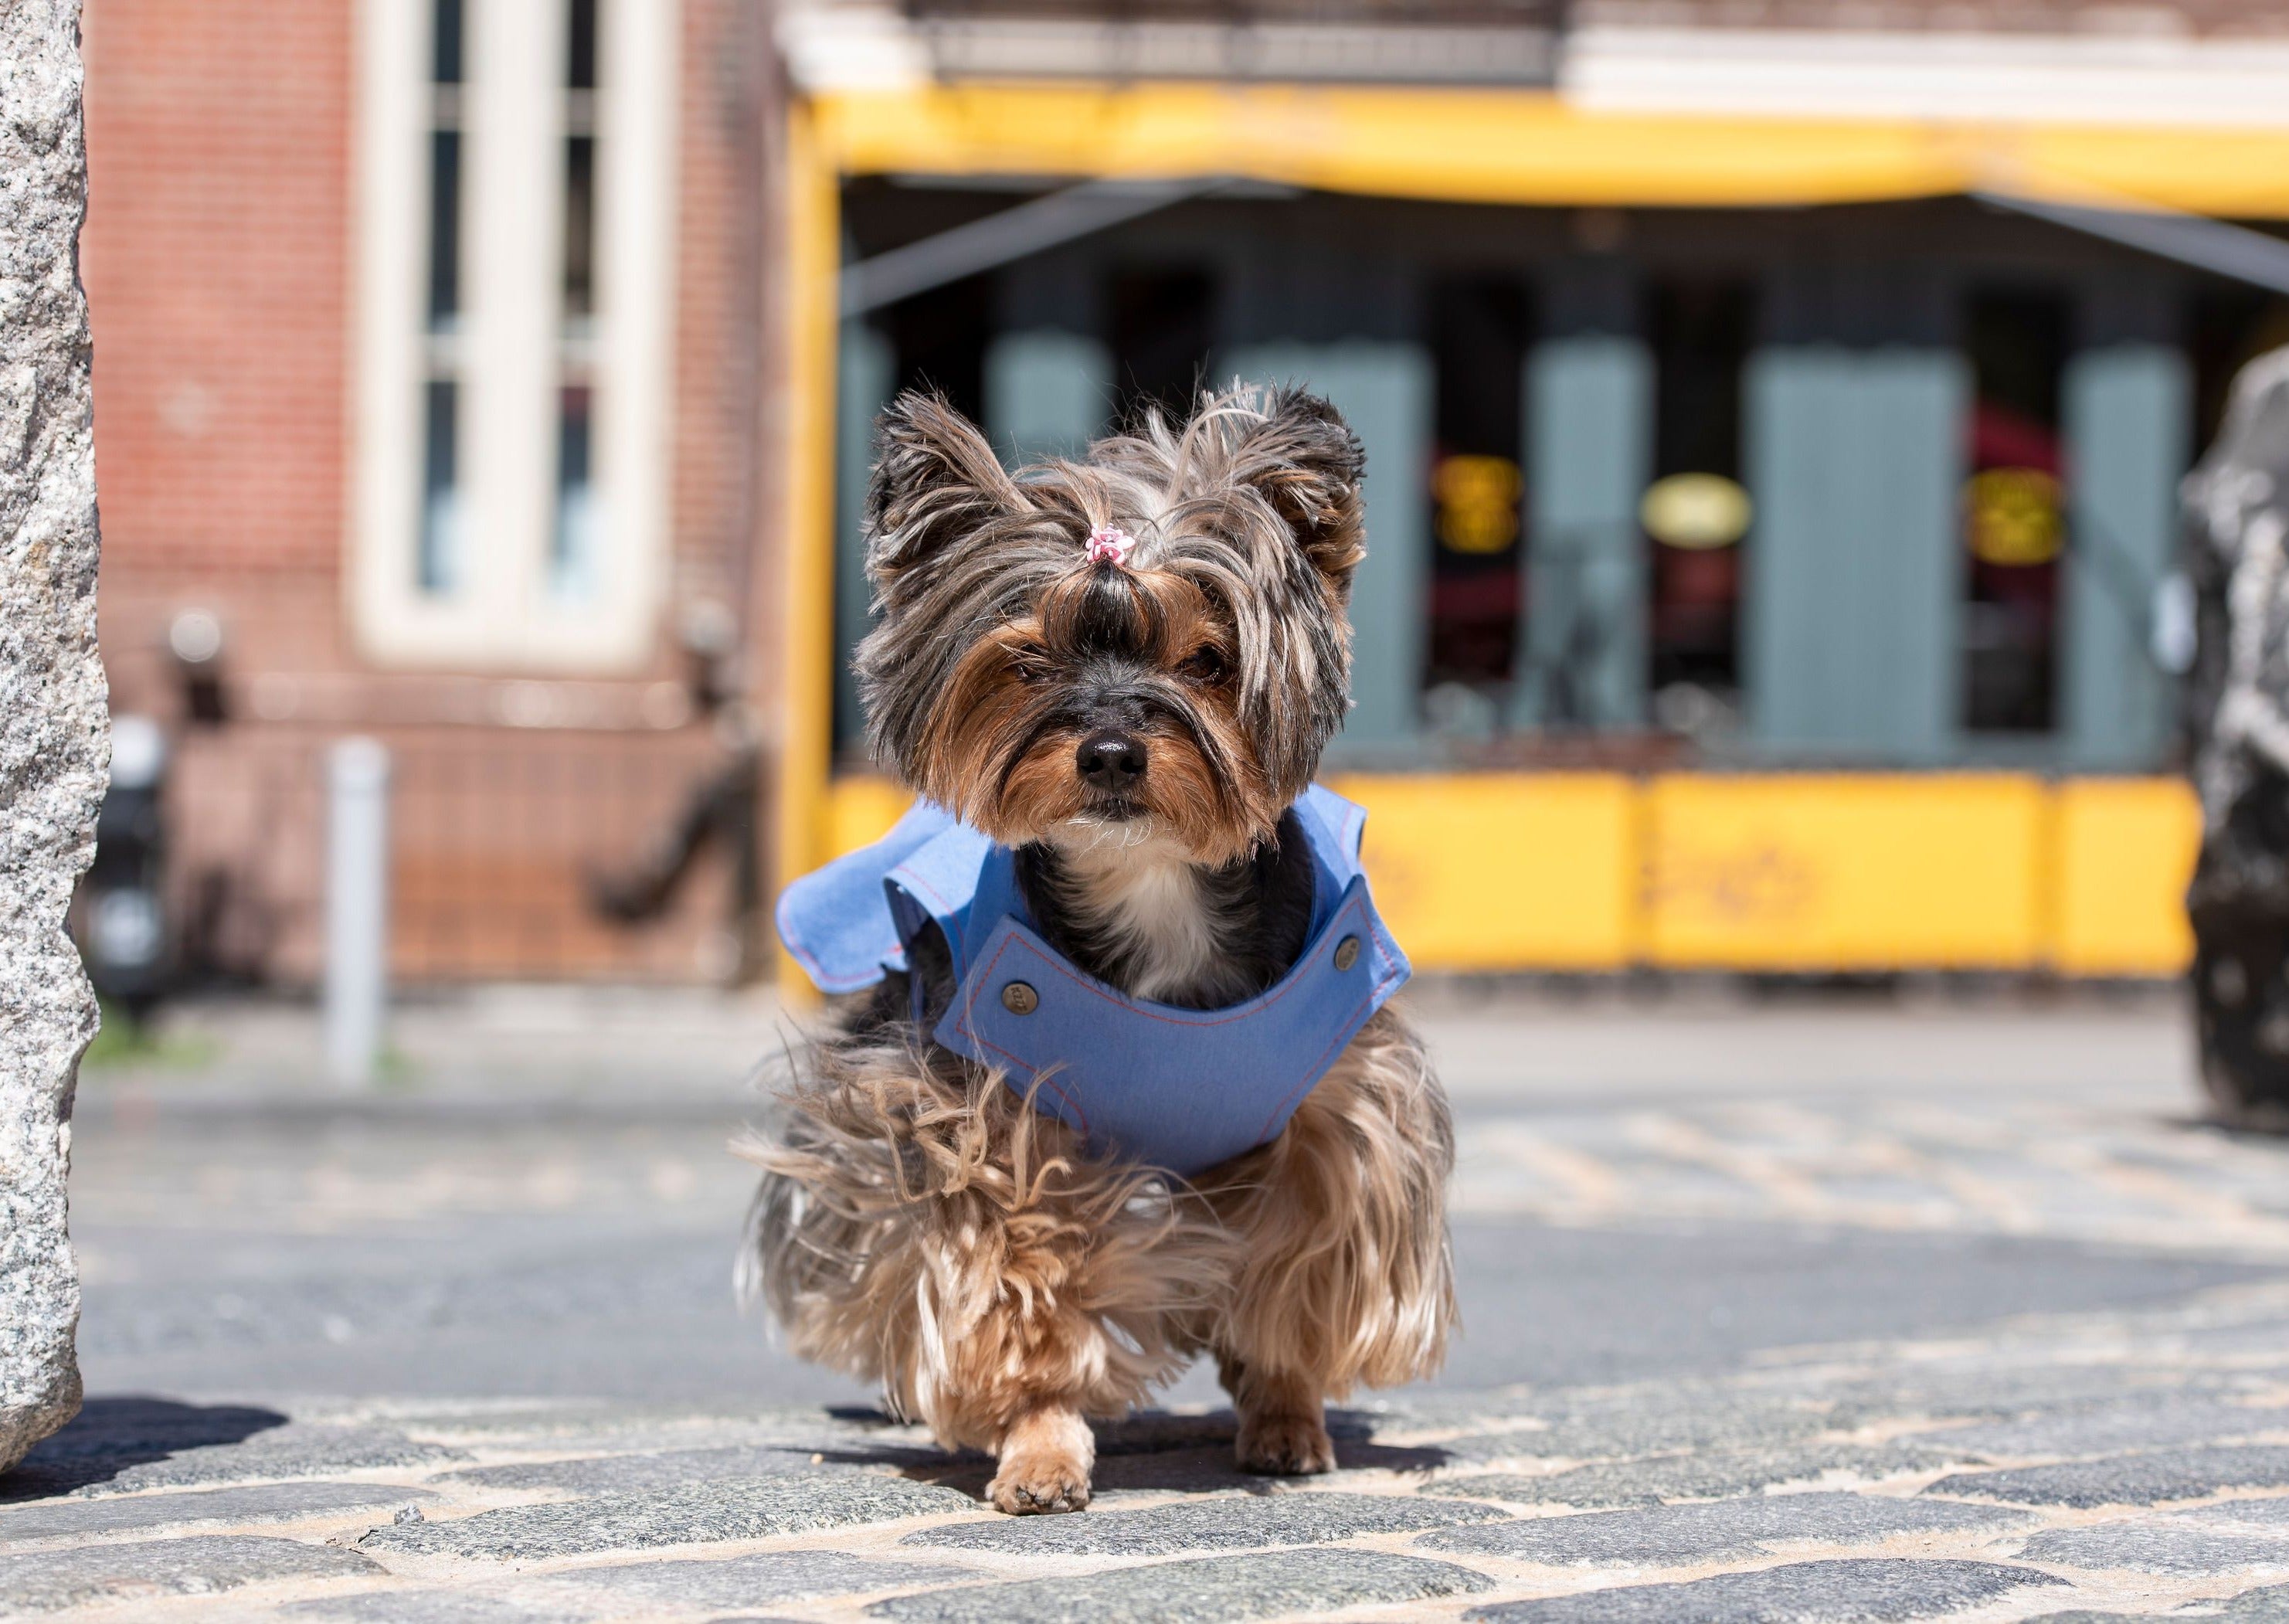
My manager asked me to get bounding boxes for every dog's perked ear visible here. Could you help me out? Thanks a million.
[1228,387,1367,597]
[864,392,1024,586]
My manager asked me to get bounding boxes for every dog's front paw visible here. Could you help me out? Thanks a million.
[988,1455,1092,1514]
[1235,1409,1336,1476]
[990,1406,1094,1514]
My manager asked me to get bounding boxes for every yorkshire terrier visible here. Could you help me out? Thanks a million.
[740,385,1455,1514]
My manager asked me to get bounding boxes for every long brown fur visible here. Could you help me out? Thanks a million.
[740,386,1458,1512]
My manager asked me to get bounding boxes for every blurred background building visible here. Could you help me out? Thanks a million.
[85,0,771,985]
[81,0,2289,993]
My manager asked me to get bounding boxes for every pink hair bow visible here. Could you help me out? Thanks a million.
[1085,526,1136,566]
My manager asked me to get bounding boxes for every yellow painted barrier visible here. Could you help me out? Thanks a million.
[2053,777,2201,977]
[1332,773,1638,971]
[1645,774,2048,970]
[817,772,2199,978]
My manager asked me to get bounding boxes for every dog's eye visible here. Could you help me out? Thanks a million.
[1009,644,1052,684]
[1178,645,1229,685]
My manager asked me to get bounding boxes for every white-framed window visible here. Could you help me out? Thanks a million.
[354,0,678,671]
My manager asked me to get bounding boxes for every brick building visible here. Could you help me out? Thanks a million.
[86,0,780,984]
[79,0,2289,988]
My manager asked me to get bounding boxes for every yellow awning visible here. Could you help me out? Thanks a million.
[815,83,2289,219]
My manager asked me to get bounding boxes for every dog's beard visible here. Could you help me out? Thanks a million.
[1053,810,1167,850]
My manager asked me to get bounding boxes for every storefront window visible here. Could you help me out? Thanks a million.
[1961,288,2069,735]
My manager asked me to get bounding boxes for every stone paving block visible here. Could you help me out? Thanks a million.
[865,1548,1492,1623]
[2016,1520,2289,1576]
[1442,1398,1832,1466]
[2023,1582,2289,1622]
[1417,1489,2032,1565]
[1085,1446,1268,1497]
[0,1480,434,1547]
[2013,1500,2289,1577]
[1822,1368,2224,1430]
[1926,1446,2289,1507]
[1365,1391,1549,1432]
[902,1490,1508,1555]
[1908,1398,2289,1459]
[2187,1500,2289,1530]
[1421,1445,1968,1510]
[1462,1558,2063,1622]
[0,1534,381,1614]
[435,1444,834,1493]
[277,1593,565,1623]
[378,1402,898,1456]
[362,1474,975,1561]
[548,1549,969,1608]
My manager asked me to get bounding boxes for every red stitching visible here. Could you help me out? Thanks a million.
[779,929,895,994]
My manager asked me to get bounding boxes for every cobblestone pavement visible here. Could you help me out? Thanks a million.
[19,989,2289,1621]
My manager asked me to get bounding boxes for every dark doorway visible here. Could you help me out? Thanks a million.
[886,275,991,427]
[2191,284,2289,451]
[1645,280,1754,737]
[1112,267,1218,426]
[1426,275,1530,704]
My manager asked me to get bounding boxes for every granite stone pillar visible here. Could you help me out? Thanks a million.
[0,0,105,1476]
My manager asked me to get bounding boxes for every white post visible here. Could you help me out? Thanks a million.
[324,737,392,1085]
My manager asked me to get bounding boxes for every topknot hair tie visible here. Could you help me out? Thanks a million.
[1085,526,1136,567]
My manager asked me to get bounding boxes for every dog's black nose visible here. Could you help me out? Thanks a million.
[1076,732,1147,793]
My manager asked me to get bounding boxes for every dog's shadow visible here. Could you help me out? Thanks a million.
[814,1405,1448,1500]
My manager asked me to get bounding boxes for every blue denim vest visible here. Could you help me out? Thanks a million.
[776,786,1410,1176]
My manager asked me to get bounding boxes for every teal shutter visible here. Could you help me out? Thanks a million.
[1224,341,1434,748]
[985,329,1112,466]
[1520,269,1651,729]
[1745,271,1967,762]
[2063,285,2188,771]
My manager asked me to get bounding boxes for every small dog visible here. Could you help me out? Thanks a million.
[740,385,1456,1514]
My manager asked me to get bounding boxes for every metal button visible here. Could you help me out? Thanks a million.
[1333,935,1361,971]
[1000,980,1039,1015]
